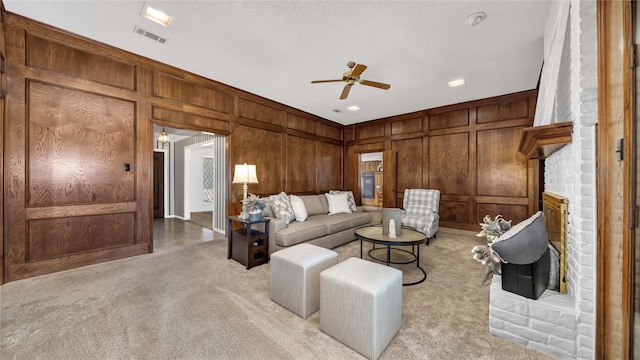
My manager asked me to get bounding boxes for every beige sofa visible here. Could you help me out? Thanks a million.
[261,194,372,256]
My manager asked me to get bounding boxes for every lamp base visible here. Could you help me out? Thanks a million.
[238,212,249,220]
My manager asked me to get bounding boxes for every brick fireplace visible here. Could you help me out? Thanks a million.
[488,1,597,358]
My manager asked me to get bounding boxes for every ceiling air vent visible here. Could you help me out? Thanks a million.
[133,26,168,44]
[331,109,342,113]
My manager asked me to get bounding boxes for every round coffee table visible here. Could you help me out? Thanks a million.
[354,225,427,286]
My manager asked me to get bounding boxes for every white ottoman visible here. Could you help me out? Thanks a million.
[320,257,402,360]
[270,244,338,319]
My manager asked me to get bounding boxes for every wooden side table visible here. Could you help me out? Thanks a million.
[227,216,270,270]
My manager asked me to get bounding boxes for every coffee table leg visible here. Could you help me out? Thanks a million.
[360,239,363,259]
[386,244,391,266]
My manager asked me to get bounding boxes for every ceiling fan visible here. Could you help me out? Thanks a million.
[311,61,391,100]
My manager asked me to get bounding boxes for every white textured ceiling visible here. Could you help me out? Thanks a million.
[3,0,550,126]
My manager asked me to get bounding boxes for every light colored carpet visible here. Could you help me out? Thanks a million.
[0,227,551,359]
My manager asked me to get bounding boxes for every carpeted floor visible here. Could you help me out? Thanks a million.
[0,225,551,359]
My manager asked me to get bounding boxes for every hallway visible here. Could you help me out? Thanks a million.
[153,218,225,252]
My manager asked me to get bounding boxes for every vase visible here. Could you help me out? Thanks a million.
[249,212,262,222]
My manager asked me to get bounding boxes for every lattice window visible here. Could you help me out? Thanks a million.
[203,156,214,204]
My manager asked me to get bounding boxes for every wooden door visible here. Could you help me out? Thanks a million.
[153,152,165,219]
[597,1,634,358]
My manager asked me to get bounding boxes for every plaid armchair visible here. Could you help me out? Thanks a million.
[400,189,440,244]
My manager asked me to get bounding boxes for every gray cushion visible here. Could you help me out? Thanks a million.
[349,212,373,228]
[301,195,326,216]
[261,199,275,218]
[319,195,330,214]
[491,211,549,264]
[316,214,353,234]
[276,220,328,247]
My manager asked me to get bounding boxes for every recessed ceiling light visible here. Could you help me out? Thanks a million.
[143,5,173,27]
[448,79,465,87]
[347,105,360,111]
[465,12,487,27]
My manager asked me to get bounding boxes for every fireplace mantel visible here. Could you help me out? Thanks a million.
[518,122,573,159]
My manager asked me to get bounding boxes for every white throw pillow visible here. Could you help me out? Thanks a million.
[329,190,357,212]
[325,193,352,215]
[289,195,308,222]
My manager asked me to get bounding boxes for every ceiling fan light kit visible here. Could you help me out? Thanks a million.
[311,61,391,100]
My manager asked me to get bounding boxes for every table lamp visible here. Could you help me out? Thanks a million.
[232,163,259,219]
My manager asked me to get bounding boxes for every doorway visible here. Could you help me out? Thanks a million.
[152,125,227,251]
[360,152,383,208]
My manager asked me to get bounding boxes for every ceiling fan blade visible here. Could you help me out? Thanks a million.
[351,64,367,78]
[340,84,352,100]
[311,79,344,84]
[359,79,391,90]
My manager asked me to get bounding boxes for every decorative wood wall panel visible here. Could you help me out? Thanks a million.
[238,98,282,126]
[439,201,468,223]
[286,135,317,193]
[287,113,318,135]
[27,213,135,261]
[476,127,528,197]
[152,106,230,134]
[392,137,423,197]
[232,125,284,197]
[287,113,342,141]
[152,72,234,114]
[476,98,529,124]
[476,203,528,226]
[357,123,385,139]
[428,133,469,195]
[317,142,343,192]
[316,121,342,141]
[391,117,422,135]
[429,109,469,130]
[28,81,135,205]
[26,34,136,90]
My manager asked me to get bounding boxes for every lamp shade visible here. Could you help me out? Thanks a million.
[232,163,259,184]
[157,127,169,144]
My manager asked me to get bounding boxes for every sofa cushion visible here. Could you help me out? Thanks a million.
[289,195,308,222]
[329,190,357,212]
[319,195,330,214]
[325,193,352,215]
[301,195,326,216]
[349,212,373,228]
[312,214,353,234]
[270,192,295,224]
[276,220,328,247]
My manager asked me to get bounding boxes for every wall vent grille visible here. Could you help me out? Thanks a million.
[133,26,168,44]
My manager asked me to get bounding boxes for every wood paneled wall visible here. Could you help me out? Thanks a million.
[1,12,343,282]
[0,9,6,284]
[346,90,539,231]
